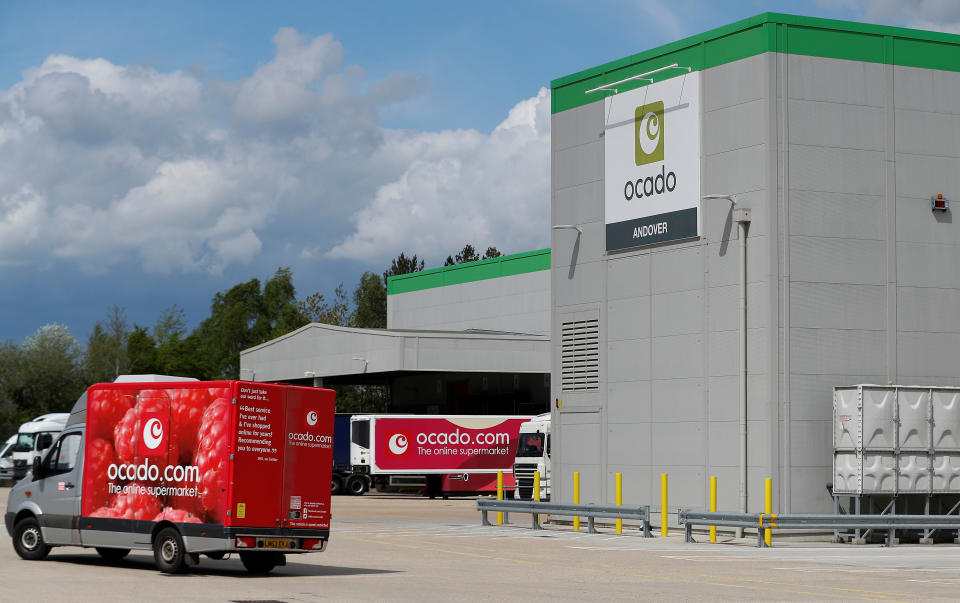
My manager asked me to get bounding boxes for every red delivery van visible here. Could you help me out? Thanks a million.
[5,378,334,574]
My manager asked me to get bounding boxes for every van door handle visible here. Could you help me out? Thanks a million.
[64,482,75,490]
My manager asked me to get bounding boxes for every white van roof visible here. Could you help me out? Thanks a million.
[113,374,198,383]
[19,413,69,434]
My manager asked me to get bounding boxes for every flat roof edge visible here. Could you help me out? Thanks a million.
[386,248,550,295]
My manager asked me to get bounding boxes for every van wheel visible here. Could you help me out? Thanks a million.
[96,547,130,562]
[13,517,51,560]
[331,474,344,495]
[153,527,186,574]
[346,474,368,495]
[240,551,282,573]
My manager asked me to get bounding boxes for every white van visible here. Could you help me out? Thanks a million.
[0,435,17,481]
[10,414,69,480]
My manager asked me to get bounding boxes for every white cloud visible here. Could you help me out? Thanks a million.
[0,28,550,277]
[326,88,551,263]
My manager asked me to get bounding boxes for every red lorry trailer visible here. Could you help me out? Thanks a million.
[5,379,334,573]
[348,414,530,497]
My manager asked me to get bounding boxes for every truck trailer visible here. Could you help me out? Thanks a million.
[349,414,530,497]
[5,377,335,574]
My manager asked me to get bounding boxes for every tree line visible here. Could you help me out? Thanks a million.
[0,244,499,437]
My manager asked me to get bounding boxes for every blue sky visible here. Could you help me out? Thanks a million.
[0,0,954,346]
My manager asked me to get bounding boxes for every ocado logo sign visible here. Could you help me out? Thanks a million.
[635,100,664,166]
[388,433,409,455]
[142,418,164,450]
[306,410,318,426]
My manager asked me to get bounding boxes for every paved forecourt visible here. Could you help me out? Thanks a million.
[2,487,960,601]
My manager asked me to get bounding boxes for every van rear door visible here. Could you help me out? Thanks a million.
[281,387,333,531]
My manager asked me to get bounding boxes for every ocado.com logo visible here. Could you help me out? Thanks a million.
[142,418,163,450]
[635,100,664,166]
[306,410,318,426]
[388,433,409,455]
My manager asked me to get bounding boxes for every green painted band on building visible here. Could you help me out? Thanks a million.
[552,12,960,115]
[387,248,550,295]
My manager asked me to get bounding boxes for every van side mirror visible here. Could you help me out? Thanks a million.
[31,456,42,479]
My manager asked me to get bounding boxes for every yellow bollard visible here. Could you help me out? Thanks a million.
[709,476,717,543]
[533,470,541,527]
[497,471,504,526]
[573,472,580,531]
[764,477,772,547]
[615,472,623,534]
[661,473,668,537]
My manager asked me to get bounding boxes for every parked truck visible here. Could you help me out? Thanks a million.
[331,414,370,495]
[5,376,335,574]
[349,414,530,497]
[513,413,551,501]
[10,413,69,480]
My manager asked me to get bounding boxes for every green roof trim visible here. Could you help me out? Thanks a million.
[387,248,551,295]
[551,12,960,114]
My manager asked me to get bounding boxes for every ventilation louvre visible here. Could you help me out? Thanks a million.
[561,318,599,391]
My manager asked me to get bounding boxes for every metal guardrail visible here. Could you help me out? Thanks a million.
[477,499,652,537]
[679,509,960,547]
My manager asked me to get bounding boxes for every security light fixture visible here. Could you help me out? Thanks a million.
[551,224,583,234]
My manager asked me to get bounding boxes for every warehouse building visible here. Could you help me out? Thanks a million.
[240,249,551,415]
[549,12,960,514]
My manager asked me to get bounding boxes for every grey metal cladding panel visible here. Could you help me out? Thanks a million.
[553,180,603,226]
[787,55,885,107]
[789,283,886,330]
[652,378,704,421]
[897,242,960,288]
[896,153,960,200]
[551,100,603,152]
[790,328,886,375]
[899,332,960,378]
[553,261,604,306]
[651,422,705,466]
[790,467,835,513]
[607,254,650,300]
[607,423,652,466]
[791,374,886,421]
[789,190,885,240]
[896,109,960,157]
[607,296,651,342]
[708,421,738,466]
[652,334,704,380]
[708,283,769,332]
[703,99,767,156]
[703,53,768,112]
[652,289,703,337]
[606,466,652,505]
[709,374,770,421]
[789,236,885,285]
[607,338,651,383]
[894,65,960,115]
[553,140,602,190]
[651,246,702,294]
[899,286,960,333]
[788,99,884,151]
[608,380,651,423]
[551,221,605,268]
[702,144,768,200]
[791,420,833,467]
[896,195,960,245]
[789,145,884,196]
[746,420,772,466]
[707,239,770,287]
[665,467,708,510]
[709,329,769,378]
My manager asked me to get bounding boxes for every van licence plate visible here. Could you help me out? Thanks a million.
[262,539,292,549]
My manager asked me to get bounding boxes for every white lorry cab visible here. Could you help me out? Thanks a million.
[513,413,551,501]
[10,413,69,480]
